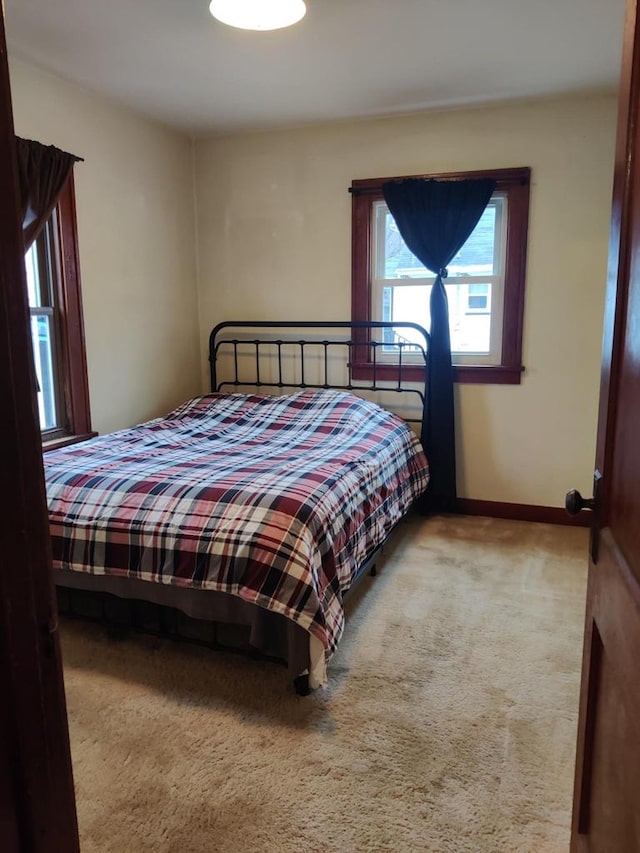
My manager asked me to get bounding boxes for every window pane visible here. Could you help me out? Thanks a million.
[25,243,40,307]
[450,203,497,277]
[376,197,501,279]
[467,282,489,311]
[30,314,58,430]
[383,285,431,347]
[449,283,491,353]
[383,282,492,354]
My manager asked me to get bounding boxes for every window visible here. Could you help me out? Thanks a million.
[26,219,65,431]
[24,175,93,447]
[351,167,530,384]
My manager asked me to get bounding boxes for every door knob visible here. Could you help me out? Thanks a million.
[565,489,595,515]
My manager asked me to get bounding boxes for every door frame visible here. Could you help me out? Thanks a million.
[0,8,79,851]
[571,0,640,847]
[594,0,639,507]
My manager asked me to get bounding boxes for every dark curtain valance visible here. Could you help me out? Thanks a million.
[382,177,496,510]
[16,137,82,250]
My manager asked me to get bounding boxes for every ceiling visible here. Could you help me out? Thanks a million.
[5,0,627,137]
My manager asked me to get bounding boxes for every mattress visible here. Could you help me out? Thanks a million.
[45,389,429,683]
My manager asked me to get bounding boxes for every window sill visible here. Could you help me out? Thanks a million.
[454,364,524,384]
[42,431,97,452]
[350,362,524,385]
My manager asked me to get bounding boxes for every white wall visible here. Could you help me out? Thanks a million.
[9,58,201,435]
[194,95,617,506]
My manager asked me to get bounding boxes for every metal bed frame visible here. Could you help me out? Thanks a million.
[58,321,430,695]
[209,320,429,429]
[210,320,430,692]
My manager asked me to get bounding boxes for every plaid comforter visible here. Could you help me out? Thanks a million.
[46,390,429,661]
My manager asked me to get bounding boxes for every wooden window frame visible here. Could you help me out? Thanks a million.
[39,173,94,450]
[351,166,531,384]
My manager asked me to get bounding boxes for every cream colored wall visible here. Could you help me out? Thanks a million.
[8,60,615,506]
[9,58,201,435]
[194,95,617,506]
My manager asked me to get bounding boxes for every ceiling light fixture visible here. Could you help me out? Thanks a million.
[209,0,307,31]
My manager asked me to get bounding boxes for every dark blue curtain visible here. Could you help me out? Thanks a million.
[383,177,496,510]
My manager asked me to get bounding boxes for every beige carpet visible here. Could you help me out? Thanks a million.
[60,514,588,853]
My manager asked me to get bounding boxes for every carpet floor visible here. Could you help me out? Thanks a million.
[60,514,588,853]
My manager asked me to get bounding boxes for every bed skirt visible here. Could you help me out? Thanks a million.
[55,570,315,679]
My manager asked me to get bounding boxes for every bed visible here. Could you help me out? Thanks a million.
[47,321,431,692]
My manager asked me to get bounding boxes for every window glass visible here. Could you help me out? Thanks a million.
[378,200,499,279]
[373,195,506,361]
[25,242,40,307]
[25,237,61,431]
[30,314,57,429]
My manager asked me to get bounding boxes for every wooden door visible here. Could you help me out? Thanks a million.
[570,0,640,850]
[0,7,80,852]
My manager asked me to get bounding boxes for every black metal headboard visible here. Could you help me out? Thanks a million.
[208,321,429,429]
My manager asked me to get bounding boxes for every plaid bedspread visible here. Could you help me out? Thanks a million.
[45,390,429,661]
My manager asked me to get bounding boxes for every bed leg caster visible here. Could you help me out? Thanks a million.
[293,674,311,696]
[370,564,377,577]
